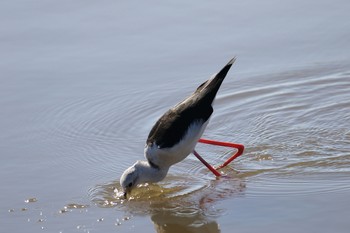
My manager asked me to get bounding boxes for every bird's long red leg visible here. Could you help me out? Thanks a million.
[192,149,221,176]
[196,138,245,171]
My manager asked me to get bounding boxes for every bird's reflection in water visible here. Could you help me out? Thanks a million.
[150,203,220,233]
[150,177,245,233]
[90,173,246,232]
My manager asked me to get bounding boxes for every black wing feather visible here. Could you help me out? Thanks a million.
[146,58,235,148]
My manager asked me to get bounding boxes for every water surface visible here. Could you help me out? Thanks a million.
[1,0,350,232]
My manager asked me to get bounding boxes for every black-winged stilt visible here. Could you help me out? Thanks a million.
[120,58,235,198]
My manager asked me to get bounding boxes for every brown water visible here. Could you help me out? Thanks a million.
[1,0,350,232]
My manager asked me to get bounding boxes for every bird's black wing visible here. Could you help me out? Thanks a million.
[146,58,235,148]
[146,96,212,148]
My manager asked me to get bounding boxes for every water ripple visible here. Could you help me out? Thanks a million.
[36,66,350,200]
[206,69,350,197]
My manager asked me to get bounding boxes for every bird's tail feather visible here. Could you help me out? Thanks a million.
[196,57,236,102]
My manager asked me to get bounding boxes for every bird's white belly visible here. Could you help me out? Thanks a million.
[145,120,209,168]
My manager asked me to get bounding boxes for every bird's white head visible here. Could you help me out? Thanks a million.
[120,160,169,198]
[120,162,140,198]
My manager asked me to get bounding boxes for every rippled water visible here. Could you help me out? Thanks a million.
[2,0,350,232]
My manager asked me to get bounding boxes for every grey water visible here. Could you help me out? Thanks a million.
[1,0,350,232]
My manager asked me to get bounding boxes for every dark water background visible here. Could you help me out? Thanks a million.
[1,0,350,232]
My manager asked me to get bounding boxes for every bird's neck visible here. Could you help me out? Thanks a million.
[135,160,169,184]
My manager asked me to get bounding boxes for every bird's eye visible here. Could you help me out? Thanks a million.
[128,182,133,188]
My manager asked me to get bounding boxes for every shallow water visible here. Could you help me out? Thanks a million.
[1,0,350,232]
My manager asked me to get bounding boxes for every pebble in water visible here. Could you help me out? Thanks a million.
[65,203,88,209]
[59,203,89,214]
[59,207,70,214]
[115,218,122,226]
[24,198,37,203]
[122,216,130,221]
